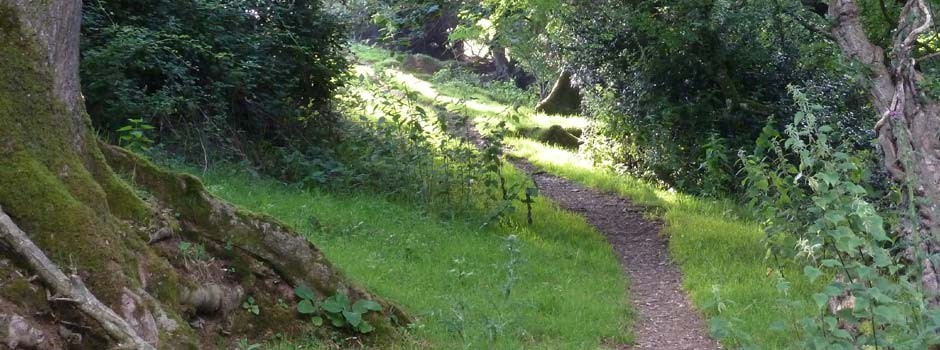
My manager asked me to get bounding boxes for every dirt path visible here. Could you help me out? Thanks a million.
[512,159,719,350]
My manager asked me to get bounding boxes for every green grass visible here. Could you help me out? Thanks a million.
[194,165,632,349]
[505,138,817,349]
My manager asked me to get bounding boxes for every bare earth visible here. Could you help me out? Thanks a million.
[512,158,720,350]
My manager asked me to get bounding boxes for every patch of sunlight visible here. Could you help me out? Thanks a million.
[464,100,510,114]
[509,138,594,171]
[387,69,510,115]
[508,137,683,207]
[389,69,439,99]
[353,64,375,77]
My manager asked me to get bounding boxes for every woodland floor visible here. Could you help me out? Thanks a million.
[511,159,719,350]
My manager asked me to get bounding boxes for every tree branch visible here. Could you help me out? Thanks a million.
[0,206,155,350]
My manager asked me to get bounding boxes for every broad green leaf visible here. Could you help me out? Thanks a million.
[311,316,323,327]
[327,312,346,327]
[298,299,317,314]
[294,286,316,301]
[343,310,363,327]
[874,305,906,324]
[321,298,346,314]
[357,321,375,334]
[813,293,829,309]
[804,266,822,283]
[352,300,383,313]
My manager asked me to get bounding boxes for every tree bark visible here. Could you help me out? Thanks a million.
[535,70,582,115]
[0,1,404,348]
[491,46,516,80]
[828,0,940,304]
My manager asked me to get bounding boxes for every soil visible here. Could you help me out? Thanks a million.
[511,159,720,350]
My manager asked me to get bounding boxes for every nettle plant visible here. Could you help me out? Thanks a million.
[294,286,383,334]
[117,118,155,154]
[732,87,940,349]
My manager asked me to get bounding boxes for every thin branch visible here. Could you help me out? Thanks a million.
[0,206,156,350]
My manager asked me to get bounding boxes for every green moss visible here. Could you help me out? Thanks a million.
[142,250,182,306]
[1,278,45,308]
[0,1,150,314]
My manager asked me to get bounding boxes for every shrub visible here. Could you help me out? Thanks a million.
[81,0,348,164]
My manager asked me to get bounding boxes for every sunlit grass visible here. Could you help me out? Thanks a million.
[505,138,817,349]
[350,44,583,137]
[193,165,632,349]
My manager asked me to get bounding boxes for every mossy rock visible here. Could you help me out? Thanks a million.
[401,54,445,75]
[529,125,581,149]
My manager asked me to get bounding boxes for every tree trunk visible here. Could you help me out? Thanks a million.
[491,46,515,81]
[828,0,940,304]
[535,70,582,115]
[0,1,404,348]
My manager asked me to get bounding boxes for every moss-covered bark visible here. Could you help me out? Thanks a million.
[0,1,405,348]
[535,70,581,115]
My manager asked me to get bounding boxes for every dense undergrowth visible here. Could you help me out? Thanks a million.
[347,44,826,348]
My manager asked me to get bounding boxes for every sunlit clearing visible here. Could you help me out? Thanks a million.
[353,64,375,77]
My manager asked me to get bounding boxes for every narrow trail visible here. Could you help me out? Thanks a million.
[438,105,718,348]
[511,158,719,350]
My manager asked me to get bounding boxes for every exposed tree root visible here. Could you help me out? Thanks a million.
[100,143,411,329]
[0,206,156,350]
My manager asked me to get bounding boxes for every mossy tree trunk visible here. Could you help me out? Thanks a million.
[535,70,581,115]
[0,1,404,349]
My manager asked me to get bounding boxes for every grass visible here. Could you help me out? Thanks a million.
[238,42,819,349]
[505,138,818,349]
[194,164,632,349]
[353,42,819,348]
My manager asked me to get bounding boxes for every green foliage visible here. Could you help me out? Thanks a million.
[242,296,260,316]
[529,0,871,196]
[294,287,382,334]
[737,87,940,349]
[116,118,155,154]
[299,63,538,223]
[236,338,262,350]
[81,0,348,164]
[699,133,733,197]
[450,0,565,80]
[367,0,460,58]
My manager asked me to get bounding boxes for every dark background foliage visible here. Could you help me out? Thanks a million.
[552,0,873,194]
[81,0,348,164]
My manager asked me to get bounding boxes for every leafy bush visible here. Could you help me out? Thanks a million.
[732,87,940,349]
[81,0,348,163]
